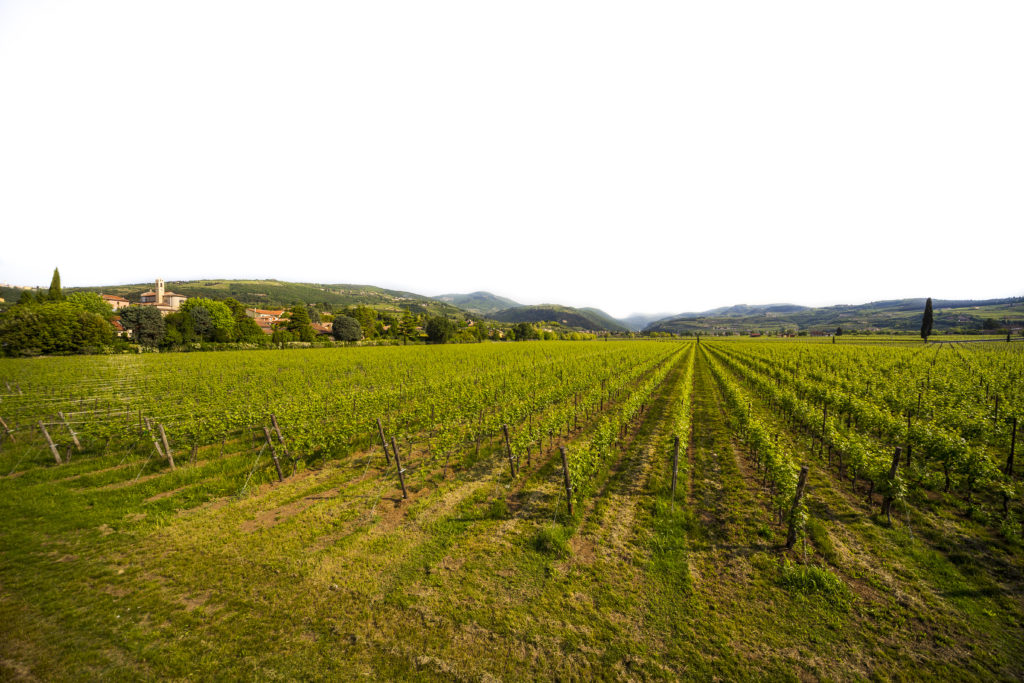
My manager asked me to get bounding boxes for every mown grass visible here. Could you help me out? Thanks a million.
[2,345,1023,680]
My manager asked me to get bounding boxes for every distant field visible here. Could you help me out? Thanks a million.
[1,340,1023,679]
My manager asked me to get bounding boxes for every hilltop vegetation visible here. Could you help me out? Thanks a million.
[490,304,630,333]
[66,279,468,320]
[432,291,521,315]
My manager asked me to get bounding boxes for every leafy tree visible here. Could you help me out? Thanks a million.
[48,268,64,302]
[332,315,363,342]
[163,311,194,346]
[835,326,843,336]
[920,298,934,341]
[271,328,295,344]
[18,289,36,305]
[307,305,321,324]
[0,302,113,355]
[181,298,235,341]
[512,322,538,341]
[286,303,315,342]
[235,316,268,343]
[398,311,419,339]
[120,305,166,347]
[67,292,113,318]
[190,306,215,340]
[345,305,378,339]
[425,316,456,343]
[223,297,247,319]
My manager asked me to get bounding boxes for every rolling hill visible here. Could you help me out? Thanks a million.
[645,297,1024,335]
[432,291,522,316]
[490,304,630,333]
[63,279,469,319]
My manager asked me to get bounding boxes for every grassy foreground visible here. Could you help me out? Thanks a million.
[2,346,1023,680]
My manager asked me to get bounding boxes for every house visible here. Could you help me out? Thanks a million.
[111,317,131,338]
[100,294,131,311]
[254,319,277,335]
[139,279,186,316]
[311,322,333,336]
[246,308,286,322]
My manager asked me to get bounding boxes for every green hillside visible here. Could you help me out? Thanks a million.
[491,304,630,332]
[432,291,522,315]
[66,279,468,318]
[646,297,1024,335]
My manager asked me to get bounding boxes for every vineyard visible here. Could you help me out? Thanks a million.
[1,339,1023,679]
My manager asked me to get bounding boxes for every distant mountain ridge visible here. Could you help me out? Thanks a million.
[432,291,521,315]
[646,297,1024,334]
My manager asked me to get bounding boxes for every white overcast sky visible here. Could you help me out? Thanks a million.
[0,1,1021,318]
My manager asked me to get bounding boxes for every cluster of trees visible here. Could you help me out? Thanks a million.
[1,270,622,356]
[0,270,118,356]
[119,297,277,347]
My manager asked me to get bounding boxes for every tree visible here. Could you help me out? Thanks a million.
[67,292,113,318]
[223,297,247,319]
[425,316,456,343]
[18,289,36,305]
[190,306,215,340]
[920,298,934,341]
[398,311,419,339]
[835,326,843,336]
[345,305,377,339]
[120,305,166,347]
[48,268,64,302]
[332,315,363,342]
[180,298,236,342]
[286,303,315,342]
[235,316,268,344]
[0,302,111,355]
[512,322,538,341]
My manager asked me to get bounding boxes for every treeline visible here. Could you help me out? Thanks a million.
[0,270,625,356]
[0,270,119,356]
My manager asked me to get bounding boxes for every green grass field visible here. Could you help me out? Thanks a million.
[1,341,1022,680]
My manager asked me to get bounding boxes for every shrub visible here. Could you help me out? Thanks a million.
[332,315,363,342]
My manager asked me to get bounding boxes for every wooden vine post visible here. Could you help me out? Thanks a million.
[376,417,391,465]
[146,423,166,461]
[906,412,913,466]
[880,446,903,524]
[390,435,408,500]
[1005,416,1018,476]
[262,427,284,482]
[58,411,81,452]
[270,414,291,461]
[785,466,810,550]
[39,421,62,464]
[158,424,175,470]
[820,405,827,456]
[670,435,680,509]
[502,424,516,478]
[559,446,574,516]
[0,416,15,443]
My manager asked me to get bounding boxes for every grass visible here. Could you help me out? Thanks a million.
[2,343,1024,679]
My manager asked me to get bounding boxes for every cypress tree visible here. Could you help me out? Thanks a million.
[920,297,933,341]
[48,268,63,301]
